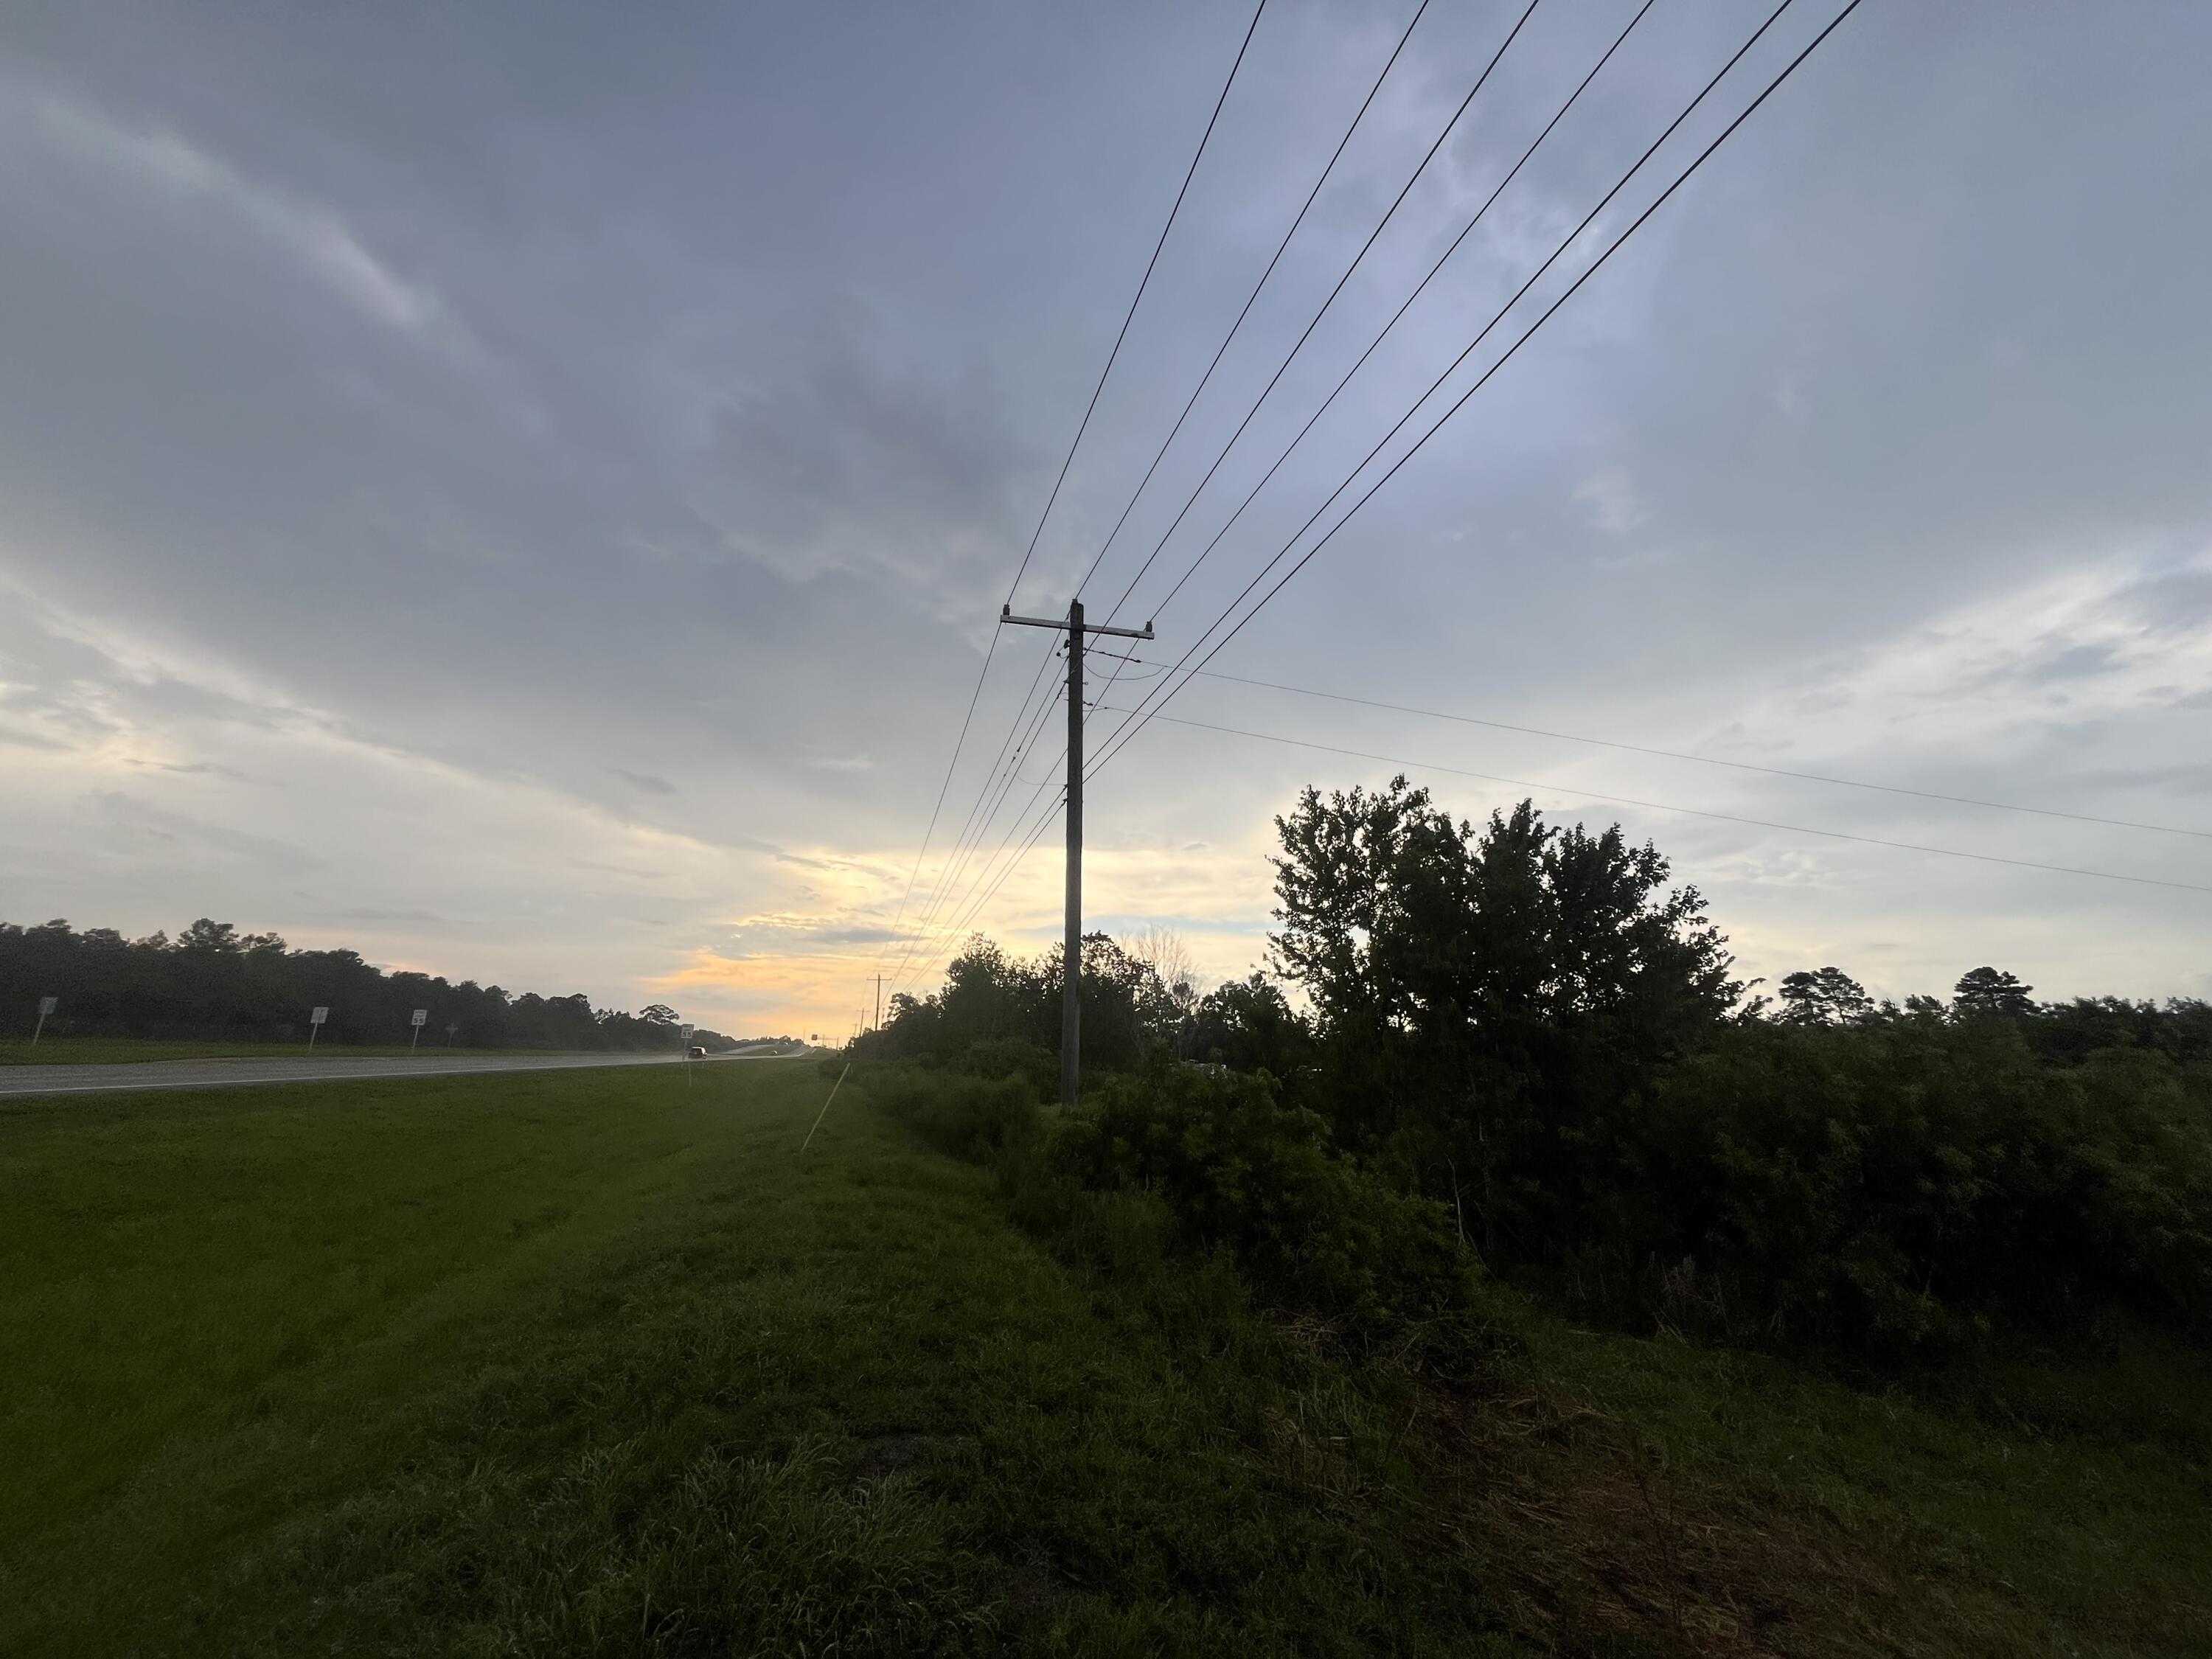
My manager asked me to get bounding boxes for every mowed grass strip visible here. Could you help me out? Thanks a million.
[7,1058,2207,1657]
[0,1059,1514,1656]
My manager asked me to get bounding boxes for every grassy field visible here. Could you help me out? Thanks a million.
[3,1061,2205,1655]
[0,1035,549,1065]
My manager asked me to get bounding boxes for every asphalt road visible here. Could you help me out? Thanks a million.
[0,1049,800,1100]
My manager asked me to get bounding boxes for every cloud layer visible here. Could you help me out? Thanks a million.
[4,1,2209,1032]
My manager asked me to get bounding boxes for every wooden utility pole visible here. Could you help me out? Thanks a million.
[873,974,882,1031]
[1003,600,1153,1106]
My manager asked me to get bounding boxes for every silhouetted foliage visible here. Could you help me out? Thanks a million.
[1777,965,1873,1026]
[877,784,2212,1361]
[856,931,1182,1073]
[1049,1065,1474,1348]
[0,917,716,1051]
[1269,780,1741,1259]
[1630,1019,2212,1349]
[1953,964,2037,1020]
[1188,973,1309,1074]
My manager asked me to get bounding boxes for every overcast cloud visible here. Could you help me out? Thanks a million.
[3,0,2208,1036]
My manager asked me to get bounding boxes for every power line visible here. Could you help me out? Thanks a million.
[897,680,1066,975]
[892,699,1074,998]
[1087,0,1544,626]
[892,644,1065,983]
[898,785,1069,998]
[879,0,1265,984]
[896,674,1056,944]
[1004,0,1268,613]
[902,0,1466,968]
[1082,0,1663,731]
[1062,0,1437,607]
[1088,0,1663,723]
[1127,664,2211,841]
[915,0,1548,953]
[904,810,1061,999]
[1088,0,1803,759]
[1090,0,1864,785]
[1131,709,2212,897]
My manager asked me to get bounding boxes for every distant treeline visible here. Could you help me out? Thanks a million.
[0,917,745,1052]
[860,780,2212,1358]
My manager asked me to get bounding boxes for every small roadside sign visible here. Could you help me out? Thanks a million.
[310,1006,330,1025]
[32,995,58,1046]
[308,1005,330,1051]
[409,1007,428,1051]
[411,1009,428,1027]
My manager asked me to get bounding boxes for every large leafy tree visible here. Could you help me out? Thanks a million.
[1269,779,1739,1242]
[1271,780,1738,1060]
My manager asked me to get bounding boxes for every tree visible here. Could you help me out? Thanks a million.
[1269,779,1741,1211]
[0,918,695,1051]
[1954,966,2035,1020]
[1190,973,1307,1074]
[178,918,243,953]
[1271,781,1739,1063]
[1126,924,1206,1041]
[1777,966,1873,1026]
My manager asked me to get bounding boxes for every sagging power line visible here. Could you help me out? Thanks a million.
[903,1,1833,1002]
[880,0,1267,994]
[928,0,1472,983]
[1083,0,1668,720]
[910,0,1666,968]
[1088,0,1870,787]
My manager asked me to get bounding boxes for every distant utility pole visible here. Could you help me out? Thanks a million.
[874,974,882,1032]
[1003,599,1153,1107]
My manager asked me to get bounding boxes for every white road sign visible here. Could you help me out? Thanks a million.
[411,1009,428,1027]
[38,995,58,1016]
[310,1006,330,1025]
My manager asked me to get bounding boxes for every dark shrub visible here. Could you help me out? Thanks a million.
[948,1036,1057,1099]
[868,1068,1043,1163]
[1049,1066,1475,1348]
[1627,1021,2212,1352]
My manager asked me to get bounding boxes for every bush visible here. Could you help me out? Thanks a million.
[1621,1021,2212,1352]
[1050,1066,1477,1350]
[866,1068,1043,1163]
[946,1036,1057,1099]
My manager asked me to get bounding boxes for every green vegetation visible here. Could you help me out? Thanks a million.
[0,915,751,1051]
[6,1060,2205,1654]
[864,781,2212,1360]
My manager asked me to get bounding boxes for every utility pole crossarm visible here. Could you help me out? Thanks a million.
[1003,605,1154,641]
[992,600,1157,1107]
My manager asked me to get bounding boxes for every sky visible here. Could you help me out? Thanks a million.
[3,0,2208,1039]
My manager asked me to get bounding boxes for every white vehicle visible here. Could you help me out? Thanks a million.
[687,1046,707,1059]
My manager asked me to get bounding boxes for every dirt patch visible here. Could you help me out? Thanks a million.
[1419,1385,1975,1658]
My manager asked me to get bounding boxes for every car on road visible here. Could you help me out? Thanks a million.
[687,1046,707,1059]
